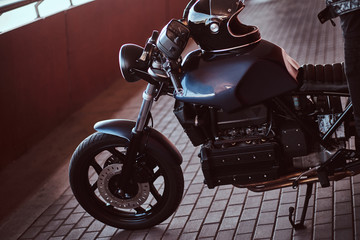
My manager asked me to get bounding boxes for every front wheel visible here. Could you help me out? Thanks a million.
[69,132,184,229]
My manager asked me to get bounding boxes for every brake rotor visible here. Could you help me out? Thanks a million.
[97,164,150,209]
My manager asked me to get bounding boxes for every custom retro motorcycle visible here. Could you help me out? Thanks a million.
[69,0,360,230]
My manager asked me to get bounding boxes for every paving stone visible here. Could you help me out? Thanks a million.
[316,187,334,199]
[162,229,182,240]
[335,201,352,216]
[32,215,54,227]
[43,204,63,216]
[189,208,208,221]
[234,233,253,240]
[179,232,198,240]
[54,209,73,220]
[236,220,256,234]
[335,178,351,191]
[240,208,259,221]
[209,200,228,212]
[175,204,194,217]
[49,237,65,240]
[214,189,233,202]
[64,228,86,240]
[272,229,292,240]
[334,228,354,240]
[275,216,292,230]
[228,194,246,205]
[53,224,73,237]
[314,223,333,239]
[75,216,94,228]
[257,211,276,225]
[293,224,313,240]
[73,205,85,213]
[314,209,333,225]
[263,189,280,201]
[200,188,216,198]
[168,216,188,230]
[204,211,224,224]
[80,232,98,240]
[43,219,64,232]
[34,231,53,240]
[128,230,148,240]
[260,200,279,213]
[181,194,199,205]
[353,183,360,195]
[280,191,297,204]
[244,196,262,209]
[195,196,214,209]
[86,220,105,232]
[215,230,235,240]
[98,225,117,238]
[335,190,352,203]
[144,226,166,240]
[219,216,239,231]
[183,219,203,233]
[316,198,333,211]
[254,224,273,239]
[334,214,353,230]
[198,223,219,238]
[20,226,42,239]
[224,205,242,218]
[63,197,79,209]
[277,203,294,217]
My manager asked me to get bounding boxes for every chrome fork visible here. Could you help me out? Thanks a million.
[119,83,157,187]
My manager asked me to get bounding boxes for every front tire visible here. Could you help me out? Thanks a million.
[69,132,184,229]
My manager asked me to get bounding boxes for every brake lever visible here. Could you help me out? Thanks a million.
[138,30,159,63]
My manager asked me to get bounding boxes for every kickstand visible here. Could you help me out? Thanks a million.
[288,183,313,230]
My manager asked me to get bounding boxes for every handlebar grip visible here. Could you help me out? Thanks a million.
[150,31,159,44]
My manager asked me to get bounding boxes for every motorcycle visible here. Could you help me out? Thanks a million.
[69,0,360,230]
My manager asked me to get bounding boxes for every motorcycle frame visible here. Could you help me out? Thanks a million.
[273,92,353,151]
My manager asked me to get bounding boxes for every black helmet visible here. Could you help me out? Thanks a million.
[184,0,261,52]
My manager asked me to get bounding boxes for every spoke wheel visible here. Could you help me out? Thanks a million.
[69,132,184,229]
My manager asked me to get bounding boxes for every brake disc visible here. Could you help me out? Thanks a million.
[97,164,150,209]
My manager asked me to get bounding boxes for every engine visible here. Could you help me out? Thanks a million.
[174,101,289,188]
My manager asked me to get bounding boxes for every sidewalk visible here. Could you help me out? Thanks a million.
[1,0,358,239]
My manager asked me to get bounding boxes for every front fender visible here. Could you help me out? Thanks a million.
[94,119,183,165]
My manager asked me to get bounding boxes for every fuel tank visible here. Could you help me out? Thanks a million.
[176,40,299,112]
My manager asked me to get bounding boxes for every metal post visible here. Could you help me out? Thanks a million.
[34,0,44,18]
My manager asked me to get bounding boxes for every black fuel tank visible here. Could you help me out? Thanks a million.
[176,40,299,112]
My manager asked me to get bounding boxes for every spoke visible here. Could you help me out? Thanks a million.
[90,159,102,175]
[90,181,98,192]
[150,183,162,202]
[135,207,146,214]
[109,147,125,159]
[151,169,161,182]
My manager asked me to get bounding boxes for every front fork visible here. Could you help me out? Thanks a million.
[120,83,157,185]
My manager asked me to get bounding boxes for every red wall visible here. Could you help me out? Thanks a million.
[0,0,190,169]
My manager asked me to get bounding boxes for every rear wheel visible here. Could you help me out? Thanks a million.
[69,132,184,229]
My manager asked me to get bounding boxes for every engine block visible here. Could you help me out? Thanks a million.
[200,142,280,188]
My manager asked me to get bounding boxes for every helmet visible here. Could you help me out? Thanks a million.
[184,0,261,52]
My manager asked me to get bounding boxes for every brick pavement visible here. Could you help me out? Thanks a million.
[2,0,359,239]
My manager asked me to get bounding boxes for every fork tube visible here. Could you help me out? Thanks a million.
[133,83,156,133]
[119,83,157,187]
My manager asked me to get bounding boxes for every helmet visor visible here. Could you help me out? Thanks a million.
[210,0,243,16]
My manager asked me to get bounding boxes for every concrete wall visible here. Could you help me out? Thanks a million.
[0,0,190,169]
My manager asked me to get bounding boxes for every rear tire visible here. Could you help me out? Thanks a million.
[69,132,184,229]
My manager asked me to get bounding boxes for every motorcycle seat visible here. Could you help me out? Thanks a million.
[297,63,349,93]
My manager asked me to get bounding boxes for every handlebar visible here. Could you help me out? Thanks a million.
[136,26,185,96]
